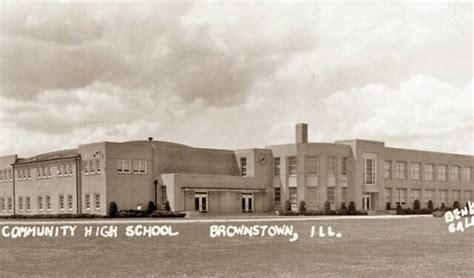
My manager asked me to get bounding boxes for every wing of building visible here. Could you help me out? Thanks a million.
[0,124,473,216]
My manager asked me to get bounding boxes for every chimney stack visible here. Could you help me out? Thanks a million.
[295,123,308,144]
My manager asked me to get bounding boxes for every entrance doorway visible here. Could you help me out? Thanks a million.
[362,194,371,210]
[241,193,253,212]
[194,193,208,213]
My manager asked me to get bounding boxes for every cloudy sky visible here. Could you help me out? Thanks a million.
[0,1,472,157]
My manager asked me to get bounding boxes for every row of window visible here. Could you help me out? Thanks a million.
[274,187,348,209]
[385,188,472,206]
[384,161,472,183]
[0,169,13,182]
[273,156,348,177]
[83,160,101,175]
[0,194,101,213]
[11,163,76,182]
[116,160,147,174]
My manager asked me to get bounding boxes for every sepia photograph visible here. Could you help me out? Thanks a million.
[0,0,472,277]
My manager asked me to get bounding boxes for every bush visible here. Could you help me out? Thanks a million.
[299,201,306,215]
[108,202,118,218]
[348,201,356,212]
[147,201,157,216]
[386,202,391,210]
[427,200,434,210]
[323,201,331,215]
[164,201,171,212]
[304,210,323,216]
[284,200,292,212]
[149,210,186,218]
[340,202,347,211]
[117,209,146,218]
[453,201,460,210]
[396,204,403,215]
[413,199,421,210]
[440,203,446,211]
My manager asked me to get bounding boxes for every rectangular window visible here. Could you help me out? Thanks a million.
[58,164,63,176]
[462,167,471,182]
[1,197,5,211]
[27,169,31,179]
[274,157,280,176]
[341,187,347,204]
[464,190,472,203]
[450,166,460,182]
[38,196,43,212]
[25,197,31,212]
[240,157,247,177]
[288,156,297,176]
[385,188,392,205]
[69,163,74,176]
[18,196,24,212]
[85,194,91,210]
[289,187,297,211]
[89,160,95,174]
[306,156,318,175]
[439,190,448,205]
[396,188,407,205]
[410,163,421,180]
[46,195,51,211]
[424,164,434,181]
[425,189,435,206]
[116,160,131,173]
[59,194,65,211]
[84,161,89,174]
[341,157,348,176]
[452,190,460,203]
[327,156,336,176]
[274,187,281,206]
[64,164,69,176]
[8,169,12,181]
[410,189,421,205]
[37,167,41,178]
[0,170,3,182]
[8,197,12,212]
[364,158,376,184]
[395,162,406,180]
[47,166,51,177]
[95,194,100,210]
[327,187,335,205]
[438,165,447,181]
[67,195,73,211]
[96,160,101,174]
[384,161,391,179]
[133,161,147,174]
[307,187,318,207]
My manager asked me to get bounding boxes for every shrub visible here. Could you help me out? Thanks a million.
[299,201,306,215]
[340,202,347,211]
[396,204,403,215]
[284,200,292,212]
[453,201,460,210]
[108,202,118,218]
[413,199,421,210]
[149,210,186,218]
[348,201,356,212]
[440,203,446,211]
[304,210,323,216]
[164,201,171,212]
[386,202,391,210]
[323,201,331,215]
[427,200,434,210]
[147,201,157,216]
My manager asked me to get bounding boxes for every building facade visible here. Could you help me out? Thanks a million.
[0,124,472,216]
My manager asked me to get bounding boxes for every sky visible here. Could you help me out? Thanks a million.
[0,0,472,157]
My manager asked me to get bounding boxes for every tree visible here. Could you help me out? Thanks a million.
[440,203,446,211]
[340,202,347,211]
[284,200,292,212]
[299,201,306,215]
[453,201,460,210]
[164,201,171,212]
[413,199,421,210]
[147,201,157,215]
[396,204,403,215]
[427,200,434,211]
[348,201,356,212]
[108,202,118,218]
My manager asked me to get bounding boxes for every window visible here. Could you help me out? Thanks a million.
[307,187,318,207]
[364,158,376,184]
[38,196,43,212]
[410,189,421,205]
[133,161,147,174]
[27,169,31,179]
[341,187,347,204]
[341,157,348,176]
[384,161,392,179]
[462,167,471,182]
[327,187,335,205]
[274,188,281,206]
[395,162,406,180]
[46,196,51,211]
[8,198,12,212]
[84,161,89,175]
[241,193,253,212]
[64,164,69,176]
[425,190,435,206]
[18,196,24,212]
[85,194,91,210]
[25,197,31,212]
[240,157,247,177]
[95,194,100,210]
[8,170,12,181]
[306,156,318,175]
[288,156,297,176]
[274,157,280,176]
[395,188,407,205]
[450,166,460,182]
[385,188,392,205]
[161,186,167,206]
[439,190,448,206]
[58,164,63,176]
[289,187,297,211]
[47,166,51,177]
[424,164,434,181]
[464,191,472,203]
[452,190,460,203]
[327,156,336,176]
[116,160,131,173]
[96,160,101,174]
[410,163,421,180]
[438,165,447,181]
[59,195,65,211]
[1,197,5,211]
[89,160,94,174]
[37,167,41,178]
[0,170,3,182]
[67,195,73,211]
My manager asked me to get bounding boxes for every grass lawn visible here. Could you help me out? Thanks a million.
[0,217,472,277]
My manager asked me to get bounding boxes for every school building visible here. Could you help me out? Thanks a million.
[0,124,472,216]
